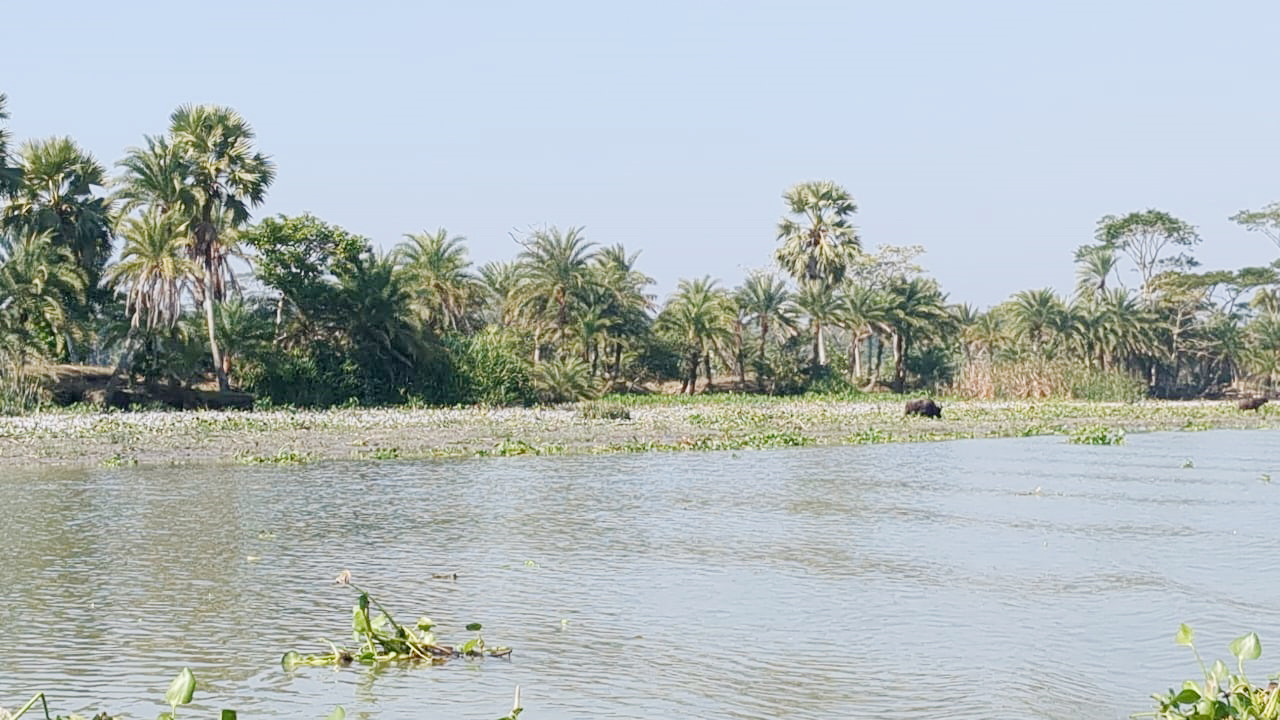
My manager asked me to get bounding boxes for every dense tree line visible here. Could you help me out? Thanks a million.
[1,94,1278,408]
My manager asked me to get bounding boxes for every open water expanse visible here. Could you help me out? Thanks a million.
[2,429,1279,719]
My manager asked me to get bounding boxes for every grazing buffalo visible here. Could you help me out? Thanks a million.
[905,398,943,419]
[1238,397,1269,411]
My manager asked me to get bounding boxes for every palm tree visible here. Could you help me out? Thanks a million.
[884,277,953,390]
[1009,288,1068,353]
[477,260,525,328]
[2,137,113,292]
[396,228,478,332]
[125,104,275,392]
[336,250,435,382]
[838,285,893,381]
[793,280,841,369]
[590,244,655,380]
[0,228,88,360]
[515,226,596,355]
[0,94,21,198]
[214,295,276,384]
[775,181,861,285]
[106,210,196,331]
[657,277,733,393]
[736,272,797,390]
[1074,243,1121,301]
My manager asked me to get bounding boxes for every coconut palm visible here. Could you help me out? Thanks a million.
[515,226,596,353]
[736,272,797,390]
[775,181,861,285]
[2,137,113,291]
[396,228,478,333]
[0,228,87,360]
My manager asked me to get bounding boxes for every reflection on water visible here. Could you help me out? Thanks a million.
[1,430,1278,719]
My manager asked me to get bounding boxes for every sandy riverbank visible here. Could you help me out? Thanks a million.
[0,398,1275,469]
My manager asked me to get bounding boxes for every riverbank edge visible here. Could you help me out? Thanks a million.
[0,399,1275,470]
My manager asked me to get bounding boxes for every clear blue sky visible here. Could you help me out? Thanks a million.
[3,0,1278,307]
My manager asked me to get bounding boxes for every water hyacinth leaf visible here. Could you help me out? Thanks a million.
[281,651,303,670]
[221,711,237,720]
[466,623,483,632]
[416,616,434,631]
[352,605,371,634]
[460,637,480,654]
[165,667,197,710]
[358,593,369,611]
[1176,623,1195,646]
[371,613,389,632]
[1210,659,1229,684]
[1230,632,1262,662]
[1173,688,1201,704]
[326,707,346,720]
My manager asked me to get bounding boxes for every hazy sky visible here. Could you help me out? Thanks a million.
[3,0,1278,307]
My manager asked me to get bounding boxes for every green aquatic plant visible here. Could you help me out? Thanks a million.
[282,570,511,669]
[576,401,631,420]
[1136,624,1278,720]
[234,448,310,465]
[1068,424,1125,445]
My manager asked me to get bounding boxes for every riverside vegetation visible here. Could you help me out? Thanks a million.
[0,94,1279,414]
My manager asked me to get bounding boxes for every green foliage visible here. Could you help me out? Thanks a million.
[1141,625,1278,720]
[1068,423,1126,445]
[577,400,631,420]
[532,356,600,403]
[447,327,536,406]
[240,213,368,320]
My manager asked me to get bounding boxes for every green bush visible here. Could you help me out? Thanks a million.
[446,327,536,406]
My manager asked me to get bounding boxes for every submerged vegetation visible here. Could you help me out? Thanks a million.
[2,93,1280,413]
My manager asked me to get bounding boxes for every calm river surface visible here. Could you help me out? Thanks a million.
[2,430,1279,719]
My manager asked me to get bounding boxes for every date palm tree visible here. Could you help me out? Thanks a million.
[515,226,596,355]
[396,228,478,333]
[477,260,524,328]
[793,280,841,369]
[884,277,953,391]
[657,276,733,393]
[838,285,892,381]
[2,137,113,294]
[0,228,87,360]
[736,272,797,390]
[106,210,197,331]
[590,244,655,380]
[1010,288,1068,354]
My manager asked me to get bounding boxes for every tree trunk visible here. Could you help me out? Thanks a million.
[892,332,906,392]
[612,341,622,381]
[704,352,714,391]
[203,271,230,392]
[533,328,541,363]
[758,318,769,392]
[734,319,745,386]
[850,331,863,380]
[811,319,824,369]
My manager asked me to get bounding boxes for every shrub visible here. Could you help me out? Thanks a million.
[577,400,631,420]
[447,327,536,406]
[532,356,600,404]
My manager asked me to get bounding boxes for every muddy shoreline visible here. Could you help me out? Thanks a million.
[0,399,1274,470]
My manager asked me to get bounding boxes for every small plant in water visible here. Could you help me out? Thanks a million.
[1182,459,1195,469]
[282,570,511,668]
[577,401,631,420]
[1068,424,1125,445]
[1136,624,1277,720]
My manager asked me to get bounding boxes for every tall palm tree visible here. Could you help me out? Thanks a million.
[2,137,113,292]
[657,276,733,393]
[0,228,87,360]
[396,228,478,332]
[477,260,524,328]
[138,104,276,392]
[336,250,435,381]
[515,226,596,355]
[589,244,654,380]
[736,272,797,390]
[0,93,21,199]
[775,181,861,285]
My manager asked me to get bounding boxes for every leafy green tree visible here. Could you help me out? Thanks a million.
[837,285,892,381]
[2,137,113,295]
[1231,203,1280,251]
[775,181,861,285]
[736,272,797,390]
[1010,288,1068,353]
[531,355,599,403]
[1074,243,1120,300]
[396,228,478,333]
[239,213,367,338]
[588,244,655,381]
[477,260,524,328]
[1095,210,1200,295]
[885,277,953,390]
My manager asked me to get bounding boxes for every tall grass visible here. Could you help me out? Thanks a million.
[949,357,1146,402]
[0,357,51,415]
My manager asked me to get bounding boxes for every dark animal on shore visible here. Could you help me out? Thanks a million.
[905,398,943,419]
[1238,397,1269,411]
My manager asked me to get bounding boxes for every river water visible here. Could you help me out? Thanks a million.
[2,430,1279,719]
